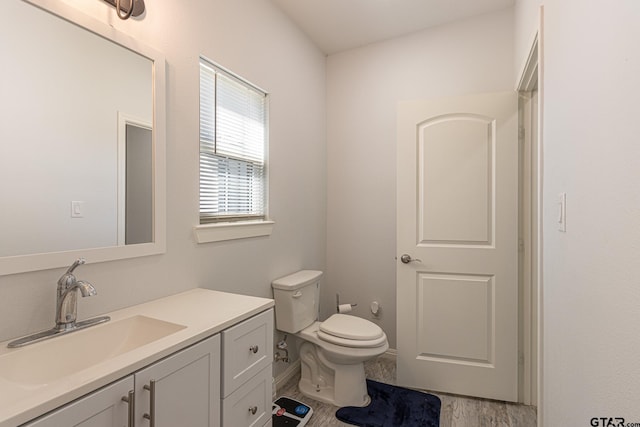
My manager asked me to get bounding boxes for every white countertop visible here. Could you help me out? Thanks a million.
[0,288,274,427]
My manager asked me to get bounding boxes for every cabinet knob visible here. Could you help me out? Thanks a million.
[248,406,258,415]
[249,345,259,354]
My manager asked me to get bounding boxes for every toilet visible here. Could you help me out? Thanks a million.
[271,270,388,407]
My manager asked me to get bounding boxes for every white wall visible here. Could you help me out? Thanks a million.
[0,0,326,380]
[514,0,640,423]
[325,9,514,348]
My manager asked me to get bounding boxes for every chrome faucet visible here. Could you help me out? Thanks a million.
[7,258,110,348]
[55,258,97,331]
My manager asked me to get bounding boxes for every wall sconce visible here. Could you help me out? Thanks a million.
[103,0,145,20]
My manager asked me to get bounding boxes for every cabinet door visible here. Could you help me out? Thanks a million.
[22,376,134,427]
[135,334,220,427]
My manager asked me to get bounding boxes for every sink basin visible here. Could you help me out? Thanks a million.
[0,316,186,385]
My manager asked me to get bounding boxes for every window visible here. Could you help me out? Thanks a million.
[199,58,267,225]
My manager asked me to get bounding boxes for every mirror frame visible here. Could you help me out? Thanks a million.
[0,0,166,276]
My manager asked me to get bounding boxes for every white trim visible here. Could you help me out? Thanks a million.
[199,56,269,96]
[516,7,543,419]
[193,221,275,244]
[536,8,544,425]
[517,42,539,92]
[516,16,542,91]
[517,39,539,406]
[519,90,535,405]
[382,348,397,359]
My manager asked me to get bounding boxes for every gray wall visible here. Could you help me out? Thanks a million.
[126,125,153,245]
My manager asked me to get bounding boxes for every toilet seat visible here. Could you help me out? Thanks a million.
[317,330,387,348]
[320,314,384,340]
[318,314,387,348]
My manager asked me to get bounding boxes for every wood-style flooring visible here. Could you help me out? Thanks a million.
[276,354,537,427]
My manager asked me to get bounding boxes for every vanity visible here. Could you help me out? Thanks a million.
[0,289,275,427]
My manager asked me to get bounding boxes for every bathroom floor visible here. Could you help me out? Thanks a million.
[276,354,537,427]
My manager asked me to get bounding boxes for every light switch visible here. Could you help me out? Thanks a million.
[557,193,566,232]
[71,201,84,218]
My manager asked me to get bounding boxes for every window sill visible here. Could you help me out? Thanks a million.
[193,220,275,243]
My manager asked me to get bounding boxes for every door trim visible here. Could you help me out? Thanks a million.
[516,7,543,412]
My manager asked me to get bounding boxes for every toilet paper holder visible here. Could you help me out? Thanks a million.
[336,293,357,313]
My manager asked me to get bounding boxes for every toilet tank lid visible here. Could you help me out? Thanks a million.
[272,270,323,290]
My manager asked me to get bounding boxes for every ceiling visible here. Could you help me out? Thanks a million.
[271,0,514,55]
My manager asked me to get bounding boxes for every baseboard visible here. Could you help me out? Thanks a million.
[383,348,397,359]
[274,359,301,394]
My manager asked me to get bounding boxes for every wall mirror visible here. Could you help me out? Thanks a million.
[0,0,166,275]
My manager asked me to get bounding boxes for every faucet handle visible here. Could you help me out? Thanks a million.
[58,258,86,288]
[65,258,86,275]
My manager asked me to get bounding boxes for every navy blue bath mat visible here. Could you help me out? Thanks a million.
[335,379,441,427]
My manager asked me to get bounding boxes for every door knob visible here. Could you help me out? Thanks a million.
[400,254,422,264]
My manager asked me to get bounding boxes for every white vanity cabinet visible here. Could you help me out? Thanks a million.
[22,335,220,427]
[2,290,274,427]
[19,308,274,427]
[21,377,134,427]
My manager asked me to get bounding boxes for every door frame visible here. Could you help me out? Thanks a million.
[516,7,543,412]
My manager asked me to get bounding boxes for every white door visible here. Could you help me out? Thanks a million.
[396,92,518,402]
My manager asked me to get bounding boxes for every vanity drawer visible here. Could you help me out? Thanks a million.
[221,309,273,397]
[222,366,272,427]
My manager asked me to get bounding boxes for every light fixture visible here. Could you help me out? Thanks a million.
[102,0,145,20]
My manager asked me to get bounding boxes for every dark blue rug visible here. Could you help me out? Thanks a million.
[335,379,441,427]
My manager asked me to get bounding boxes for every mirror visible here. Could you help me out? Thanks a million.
[0,0,166,275]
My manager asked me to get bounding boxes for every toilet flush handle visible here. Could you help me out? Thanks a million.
[293,290,303,298]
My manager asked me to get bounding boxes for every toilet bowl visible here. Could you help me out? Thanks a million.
[271,270,389,407]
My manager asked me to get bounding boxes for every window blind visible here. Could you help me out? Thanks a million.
[199,59,267,223]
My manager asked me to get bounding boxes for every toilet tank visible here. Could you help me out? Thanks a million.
[271,270,322,333]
